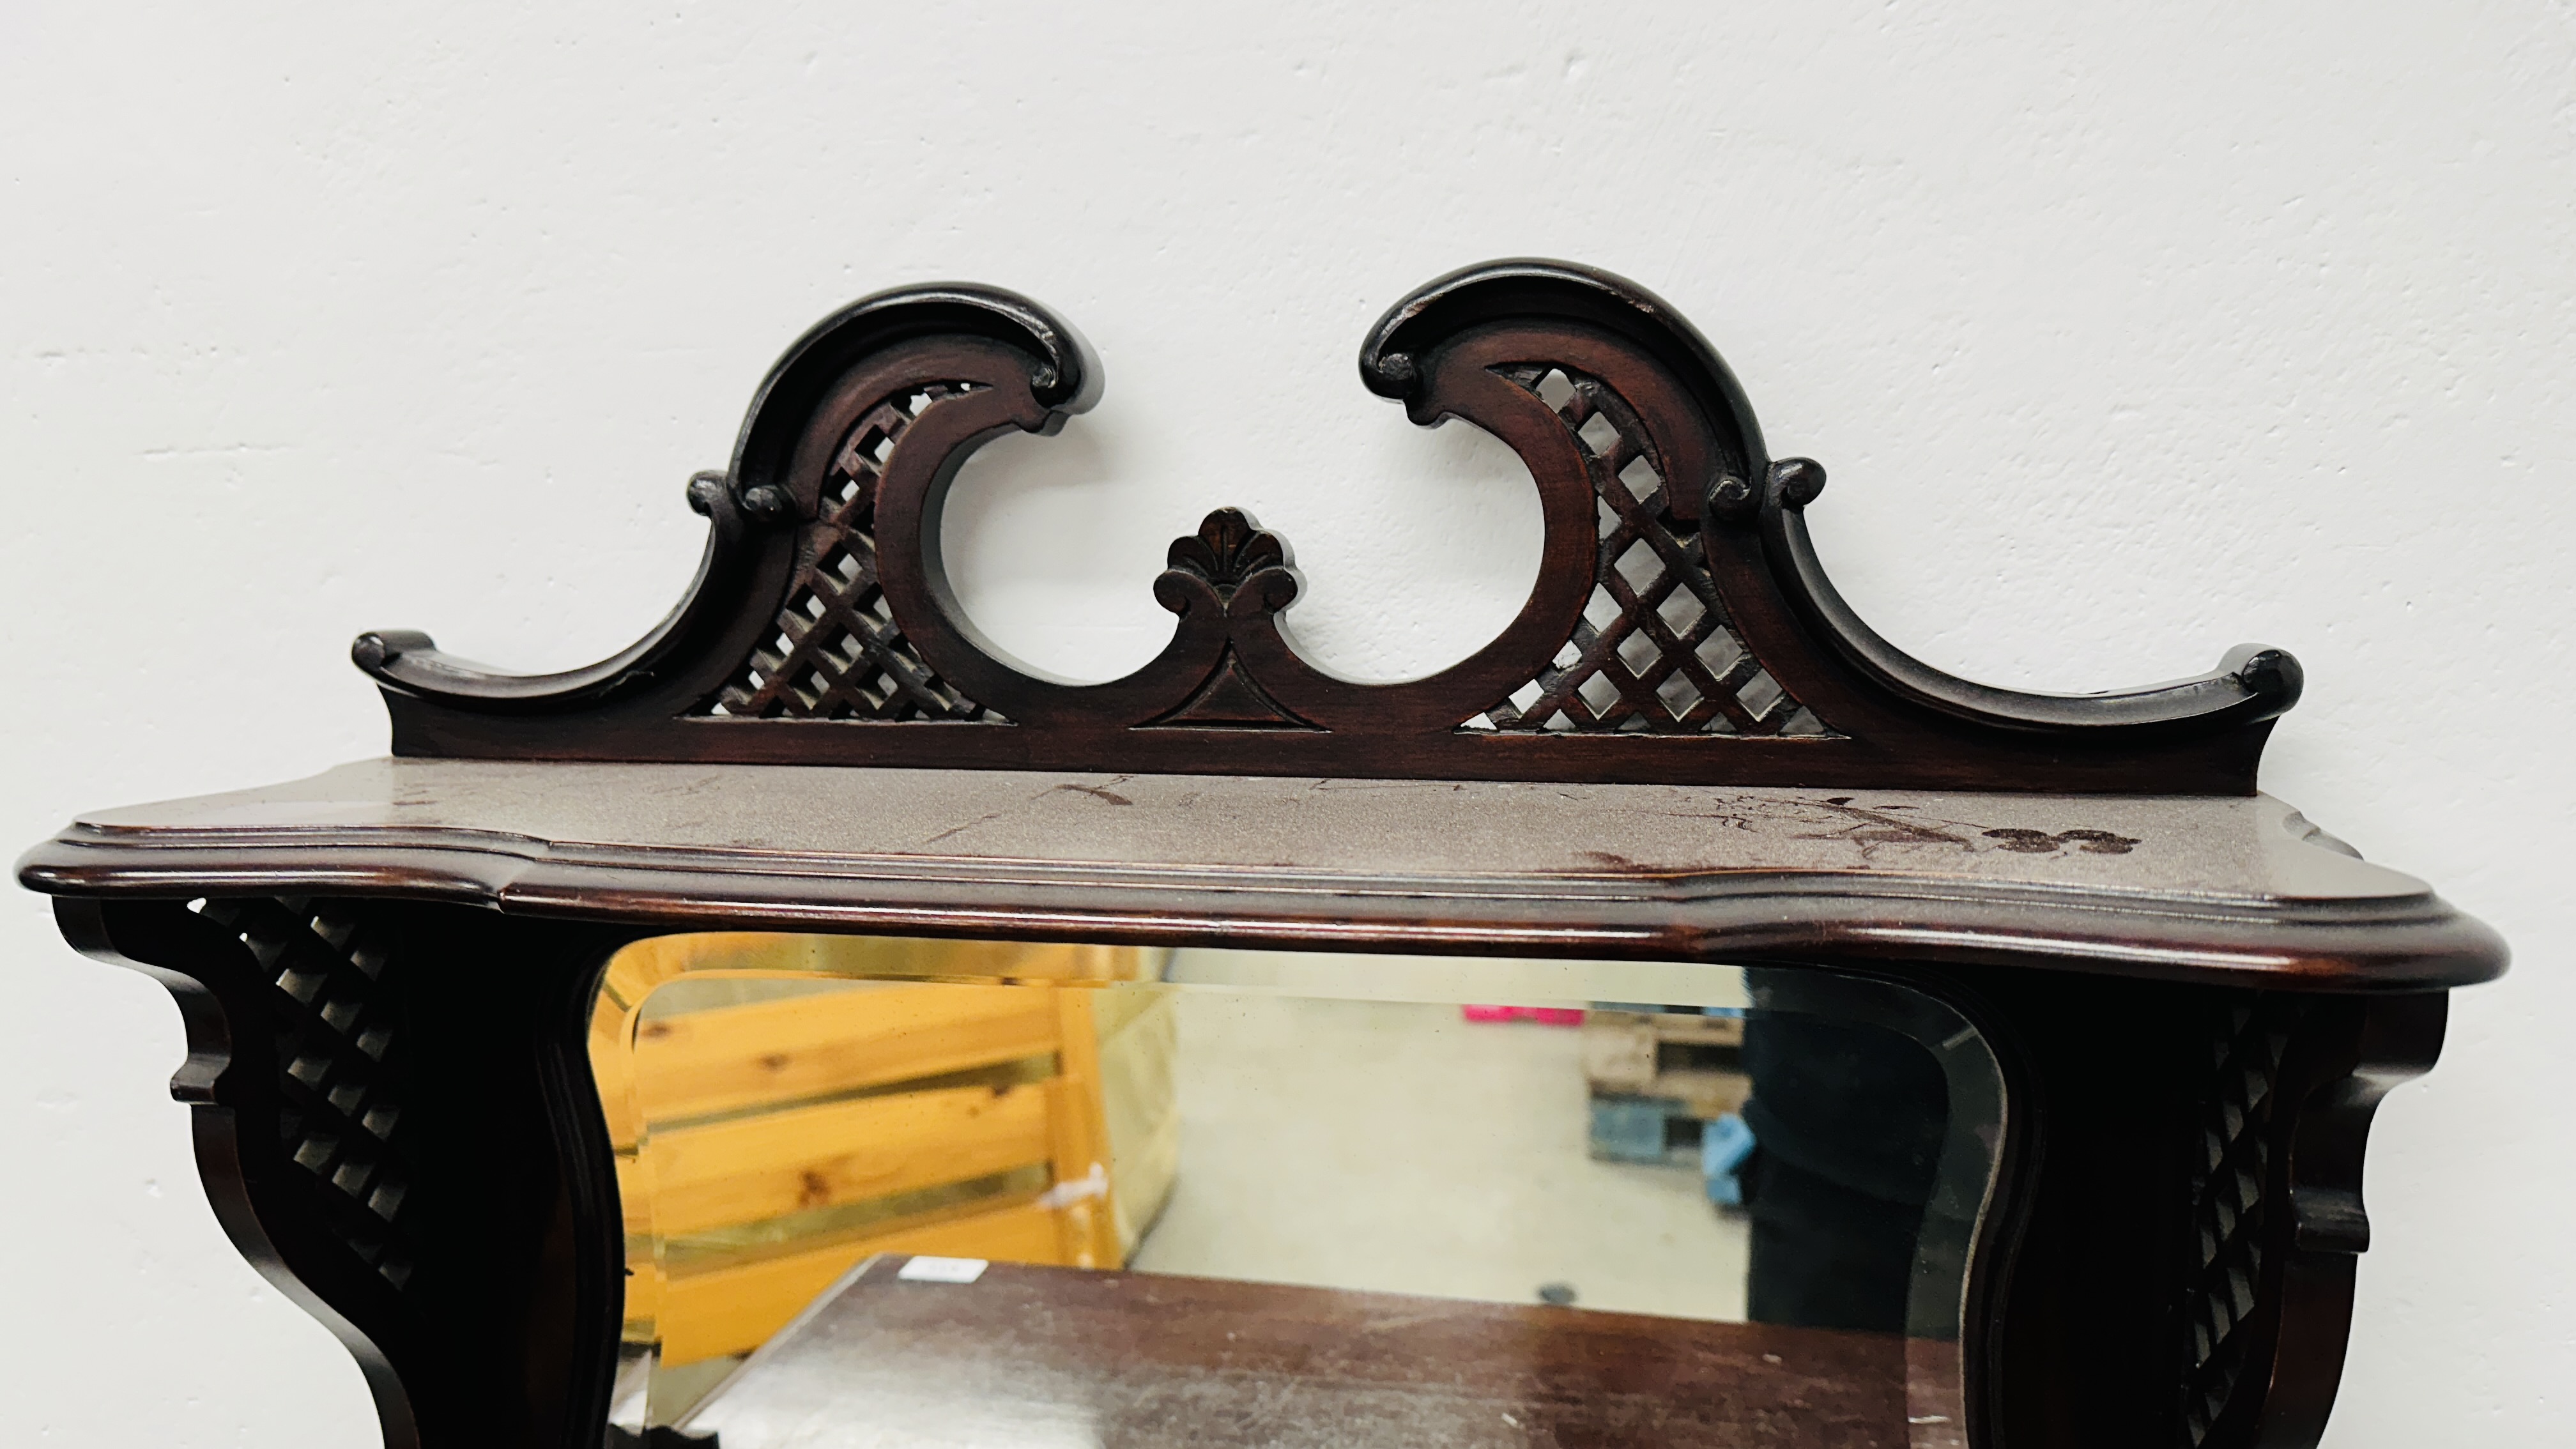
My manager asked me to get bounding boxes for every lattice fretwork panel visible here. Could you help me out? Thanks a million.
[196,897,417,1290]
[2178,998,2301,1446]
[705,384,1002,721]
[1462,366,1827,736]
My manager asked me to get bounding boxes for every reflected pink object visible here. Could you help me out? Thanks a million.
[1460,1004,1584,1026]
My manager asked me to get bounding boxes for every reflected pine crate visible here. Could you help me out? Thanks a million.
[594,935,1177,1367]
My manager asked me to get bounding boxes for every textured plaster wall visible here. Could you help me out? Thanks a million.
[3,3,2570,1443]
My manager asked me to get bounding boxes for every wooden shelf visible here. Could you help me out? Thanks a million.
[685,1255,1956,1448]
[20,757,2503,991]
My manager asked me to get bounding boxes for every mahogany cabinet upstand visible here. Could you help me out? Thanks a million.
[20,260,2504,1449]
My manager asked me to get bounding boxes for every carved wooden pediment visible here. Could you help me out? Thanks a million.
[354,262,2298,793]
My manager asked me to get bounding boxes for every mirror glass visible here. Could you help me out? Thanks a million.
[593,935,2001,1449]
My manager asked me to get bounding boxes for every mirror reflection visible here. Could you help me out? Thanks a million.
[593,936,1999,1448]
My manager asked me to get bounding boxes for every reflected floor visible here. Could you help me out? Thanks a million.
[1133,991,1748,1321]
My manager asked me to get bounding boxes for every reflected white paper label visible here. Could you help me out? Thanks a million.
[896,1255,988,1284]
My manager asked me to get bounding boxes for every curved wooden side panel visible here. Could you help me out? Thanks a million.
[59,896,640,1449]
[2195,992,2446,1448]
[1943,965,2444,1449]
[354,261,2296,793]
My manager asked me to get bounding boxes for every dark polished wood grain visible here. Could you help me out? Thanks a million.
[352,262,2299,793]
[688,1257,1917,1448]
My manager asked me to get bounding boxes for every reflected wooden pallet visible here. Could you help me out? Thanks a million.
[590,933,1174,1366]
[1584,1008,1752,1169]
[1584,1008,1751,1117]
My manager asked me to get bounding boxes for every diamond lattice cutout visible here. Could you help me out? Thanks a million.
[703,385,1004,722]
[2178,1000,2300,1446]
[1464,365,1827,735]
[195,898,418,1289]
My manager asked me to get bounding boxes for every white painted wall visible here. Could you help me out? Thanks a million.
[3,3,2568,1443]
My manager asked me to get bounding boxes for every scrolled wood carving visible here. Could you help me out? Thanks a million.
[356,262,2300,792]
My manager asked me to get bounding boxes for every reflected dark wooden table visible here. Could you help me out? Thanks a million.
[684,1255,1929,1448]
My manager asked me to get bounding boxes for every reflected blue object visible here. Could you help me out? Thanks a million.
[1703,1112,1756,1207]
[1588,1096,1675,1163]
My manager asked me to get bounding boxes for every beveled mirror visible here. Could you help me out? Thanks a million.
[593,937,2004,1446]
